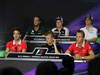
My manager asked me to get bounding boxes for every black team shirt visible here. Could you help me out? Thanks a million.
[43,44,62,53]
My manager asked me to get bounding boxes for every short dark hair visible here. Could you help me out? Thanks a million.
[85,16,93,21]
[33,16,41,21]
[0,67,23,75]
[45,31,55,38]
[36,61,58,75]
[85,16,93,24]
[12,28,22,35]
[76,30,85,38]
[88,57,100,75]
[62,56,75,75]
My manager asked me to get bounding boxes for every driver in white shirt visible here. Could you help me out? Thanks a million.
[80,16,98,42]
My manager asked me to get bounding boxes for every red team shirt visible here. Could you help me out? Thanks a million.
[6,40,27,52]
[67,42,92,56]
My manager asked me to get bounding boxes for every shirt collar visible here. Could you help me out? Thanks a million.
[13,40,21,45]
[76,41,85,47]
[85,26,93,30]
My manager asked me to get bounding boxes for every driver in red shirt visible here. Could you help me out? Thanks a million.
[5,28,27,56]
[65,30,95,60]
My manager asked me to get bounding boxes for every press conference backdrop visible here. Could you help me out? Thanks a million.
[0,0,100,42]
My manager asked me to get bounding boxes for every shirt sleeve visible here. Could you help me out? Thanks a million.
[6,42,10,49]
[93,28,98,38]
[86,42,92,52]
[51,28,55,32]
[80,28,83,30]
[64,27,69,36]
[67,44,74,52]
[22,41,27,51]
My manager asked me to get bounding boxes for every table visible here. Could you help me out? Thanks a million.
[0,58,88,75]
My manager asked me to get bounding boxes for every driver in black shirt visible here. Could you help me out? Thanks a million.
[44,31,62,53]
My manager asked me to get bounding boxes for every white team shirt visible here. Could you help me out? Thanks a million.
[80,26,97,40]
[52,27,69,36]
